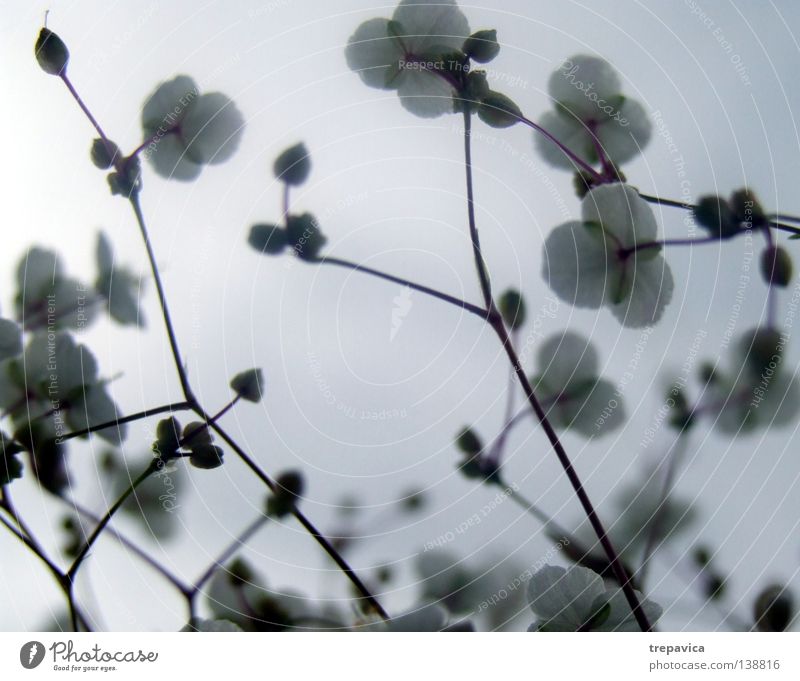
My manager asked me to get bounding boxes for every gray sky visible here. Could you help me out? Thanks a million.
[2,0,800,631]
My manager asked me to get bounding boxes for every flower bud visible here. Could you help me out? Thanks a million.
[90,138,122,170]
[477,91,522,128]
[455,427,482,456]
[35,28,69,75]
[248,224,287,255]
[273,143,311,186]
[730,188,767,228]
[463,30,500,64]
[499,289,526,330]
[267,470,305,517]
[693,195,738,238]
[230,368,264,403]
[754,584,794,632]
[286,213,327,260]
[760,245,792,287]
[189,444,225,470]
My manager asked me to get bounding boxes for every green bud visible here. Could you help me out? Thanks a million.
[693,195,738,238]
[477,91,522,128]
[705,574,726,601]
[107,157,142,197]
[248,224,288,255]
[499,289,526,330]
[230,368,264,403]
[90,138,121,170]
[154,417,182,458]
[754,584,794,632]
[273,143,311,186]
[692,545,712,567]
[739,327,784,377]
[267,470,305,517]
[730,188,767,228]
[760,245,792,287]
[286,213,327,260]
[455,427,483,456]
[35,27,69,75]
[582,600,612,631]
[401,489,426,512]
[698,362,717,385]
[189,444,225,470]
[227,557,255,586]
[463,30,500,63]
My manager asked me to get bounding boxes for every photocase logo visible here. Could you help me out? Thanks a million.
[20,641,45,669]
[390,286,412,342]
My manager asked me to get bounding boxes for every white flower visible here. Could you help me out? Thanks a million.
[534,55,651,170]
[95,233,145,327]
[705,329,800,433]
[345,0,471,118]
[526,564,662,632]
[141,75,245,181]
[533,331,625,437]
[542,184,674,327]
[0,332,126,444]
[15,247,98,331]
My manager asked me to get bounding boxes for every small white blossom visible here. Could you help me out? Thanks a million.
[527,564,662,632]
[533,331,625,437]
[534,55,651,170]
[345,0,471,118]
[141,75,245,181]
[542,184,674,327]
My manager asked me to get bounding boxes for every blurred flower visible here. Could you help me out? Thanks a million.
[534,55,651,170]
[542,184,674,327]
[141,75,244,181]
[532,331,625,437]
[345,0,471,118]
[526,564,661,631]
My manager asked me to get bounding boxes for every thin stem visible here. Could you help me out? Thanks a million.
[67,460,158,581]
[518,114,604,183]
[636,434,689,589]
[57,401,193,443]
[129,194,196,404]
[282,184,291,221]
[463,111,494,309]
[762,226,778,329]
[505,485,577,542]
[190,514,269,595]
[620,235,721,258]
[490,318,650,629]
[62,495,191,595]
[639,192,800,237]
[200,413,390,620]
[769,212,800,225]
[462,111,650,630]
[60,74,119,171]
[313,255,488,318]
[180,395,241,448]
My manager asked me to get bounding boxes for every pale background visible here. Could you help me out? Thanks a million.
[1,0,799,631]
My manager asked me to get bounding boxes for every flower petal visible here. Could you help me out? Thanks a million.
[526,565,604,630]
[392,0,470,55]
[345,18,404,90]
[533,110,595,170]
[397,67,456,118]
[590,589,662,631]
[146,132,203,181]
[555,377,625,438]
[548,55,622,120]
[582,184,658,248]
[596,98,652,166]
[181,92,245,165]
[535,331,599,394]
[0,319,23,362]
[542,221,616,309]
[610,254,673,328]
[141,75,198,132]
